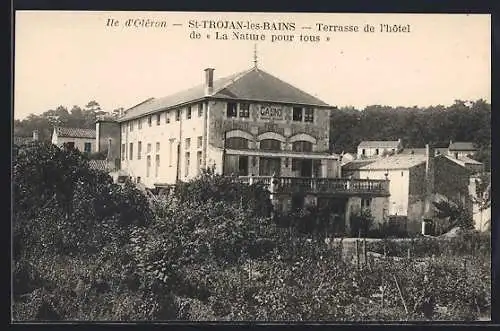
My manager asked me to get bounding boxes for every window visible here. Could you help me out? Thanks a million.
[226,137,249,149]
[187,106,192,119]
[185,138,191,150]
[401,171,404,177]
[156,142,160,153]
[121,144,125,160]
[185,152,190,176]
[146,155,151,177]
[198,103,203,117]
[165,112,170,124]
[304,108,314,122]
[239,103,250,118]
[293,107,303,121]
[148,116,152,127]
[137,176,141,183]
[362,198,371,209]
[138,118,142,129]
[155,154,160,177]
[147,143,152,153]
[129,143,133,160]
[227,102,237,118]
[362,149,366,155]
[156,113,161,125]
[292,141,313,152]
[260,139,281,151]
[137,141,142,160]
[176,109,180,121]
[169,140,174,166]
[197,136,203,149]
[376,149,379,155]
[197,151,202,174]
[129,121,133,132]
[84,142,92,153]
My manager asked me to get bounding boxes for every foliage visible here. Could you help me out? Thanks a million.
[329,99,491,156]
[432,199,474,234]
[173,168,273,217]
[366,232,491,258]
[13,161,491,321]
[14,101,123,142]
[349,209,375,237]
[13,143,153,258]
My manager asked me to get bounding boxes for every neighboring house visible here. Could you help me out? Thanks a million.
[448,141,477,158]
[13,130,39,147]
[357,139,403,158]
[51,127,96,153]
[343,145,472,234]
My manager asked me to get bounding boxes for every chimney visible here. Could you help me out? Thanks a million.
[32,129,39,141]
[204,68,215,96]
[424,143,435,219]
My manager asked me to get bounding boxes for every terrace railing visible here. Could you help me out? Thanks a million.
[237,176,390,196]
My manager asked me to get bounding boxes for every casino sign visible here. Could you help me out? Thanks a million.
[259,105,284,120]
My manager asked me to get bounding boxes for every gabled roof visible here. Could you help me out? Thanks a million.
[358,140,401,149]
[54,126,96,139]
[448,141,476,151]
[356,154,427,170]
[118,66,330,122]
[445,155,483,166]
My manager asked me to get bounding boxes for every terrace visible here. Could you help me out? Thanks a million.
[238,176,390,196]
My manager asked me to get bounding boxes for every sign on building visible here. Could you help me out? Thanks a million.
[259,105,284,120]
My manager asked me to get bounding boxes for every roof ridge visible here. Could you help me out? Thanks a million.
[248,68,329,106]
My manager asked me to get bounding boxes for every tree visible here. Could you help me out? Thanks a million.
[432,199,474,234]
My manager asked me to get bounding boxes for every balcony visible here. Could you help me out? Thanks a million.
[237,176,390,196]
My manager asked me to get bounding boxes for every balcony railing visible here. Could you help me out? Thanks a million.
[237,176,390,196]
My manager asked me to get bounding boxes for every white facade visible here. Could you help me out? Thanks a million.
[52,131,96,153]
[119,103,206,187]
[357,168,409,216]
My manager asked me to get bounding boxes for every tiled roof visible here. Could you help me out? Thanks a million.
[118,67,330,122]
[357,154,427,170]
[448,142,476,151]
[54,126,96,139]
[445,155,483,166]
[399,147,448,156]
[89,160,111,171]
[358,140,401,149]
[342,159,377,171]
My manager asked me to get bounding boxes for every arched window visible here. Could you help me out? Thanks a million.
[226,137,250,149]
[292,141,313,152]
[260,139,281,151]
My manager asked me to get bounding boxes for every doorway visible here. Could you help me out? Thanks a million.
[259,157,281,176]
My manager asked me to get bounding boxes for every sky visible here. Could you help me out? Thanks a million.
[14,11,491,120]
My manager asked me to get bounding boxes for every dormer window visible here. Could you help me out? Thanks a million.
[227,102,237,118]
[239,103,250,118]
[292,107,303,121]
[304,108,314,122]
